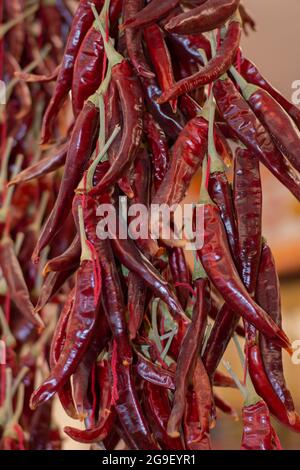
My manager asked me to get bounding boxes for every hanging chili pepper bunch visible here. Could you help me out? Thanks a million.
[1,0,300,451]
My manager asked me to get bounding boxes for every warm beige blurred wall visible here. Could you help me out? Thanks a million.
[242,0,300,98]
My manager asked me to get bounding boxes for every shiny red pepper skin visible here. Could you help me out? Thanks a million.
[72,25,104,116]
[123,0,154,79]
[196,203,290,349]
[41,0,103,143]
[143,382,184,450]
[239,54,300,130]
[166,33,212,67]
[241,401,282,450]
[159,20,241,103]
[30,259,101,410]
[257,242,295,413]
[168,278,209,436]
[152,116,208,207]
[245,87,300,173]
[91,61,143,194]
[165,0,240,34]
[9,143,68,186]
[34,100,99,260]
[122,0,179,30]
[4,0,25,62]
[144,24,177,113]
[213,76,300,201]
[144,113,169,191]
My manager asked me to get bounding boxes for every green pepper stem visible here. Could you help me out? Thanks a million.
[208,94,225,174]
[91,4,123,67]
[223,360,247,399]
[209,31,217,57]
[14,232,25,257]
[160,326,178,361]
[199,157,213,205]
[78,205,92,262]
[192,251,207,281]
[0,306,16,348]
[11,367,30,398]
[230,65,258,101]
[197,48,208,65]
[201,323,213,356]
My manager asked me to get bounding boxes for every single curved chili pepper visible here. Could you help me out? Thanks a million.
[232,70,300,173]
[158,19,241,104]
[33,96,99,261]
[90,38,143,194]
[8,143,68,187]
[135,352,175,390]
[72,312,110,420]
[140,75,185,140]
[14,65,60,84]
[122,0,179,30]
[144,113,169,191]
[257,242,295,413]
[166,32,212,67]
[169,247,191,310]
[165,0,240,35]
[40,0,103,144]
[143,382,184,450]
[123,0,154,79]
[241,400,282,450]
[144,24,177,113]
[44,234,81,274]
[34,268,76,313]
[98,240,159,450]
[4,0,26,62]
[213,75,300,201]
[238,53,300,131]
[183,389,212,450]
[65,371,116,444]
[195,201,290,350]
[193,357,214,435]
[40,0,64,63]
[30,252,102,410]
[167,277,209,437]
[214,393,238,420]
[233,147,262,296]
[152,116,208,207]
[0,236,44,330]
[71,22,105,116]
[128,273,146,341]
[247,343,300,431]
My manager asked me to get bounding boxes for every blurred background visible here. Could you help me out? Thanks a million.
[56,0,300,450]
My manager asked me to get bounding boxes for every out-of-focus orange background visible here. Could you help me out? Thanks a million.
[56,0,300,450]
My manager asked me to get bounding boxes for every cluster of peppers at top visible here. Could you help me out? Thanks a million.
[0,0,300,451]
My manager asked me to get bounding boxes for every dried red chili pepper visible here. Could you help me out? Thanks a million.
[122,0,179,30]
[231,68,300,173]
[144,113,169,191]
[33,93,100,261]
[40,0,103,144]
[213,75,300,201]
[183,389,212,450]
[195,182,290,349]
[90,29,143,194]
[158,18,241,103]
[238,53,300,130]
[167,276,209,437]
[165,0,240,35]
[44,234,81,274]
[123,0,154,79]
[9,143,68,186]
[34,268,76,313]
[0,236,44,330]
[169,247,191,310]
[143,382,184,450]
[135,352,175,390]
[257,242,295,413]
[144,24,177,113]
[152,116,208,207]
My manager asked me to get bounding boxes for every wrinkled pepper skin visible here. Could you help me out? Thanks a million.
[241,401,282,450]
